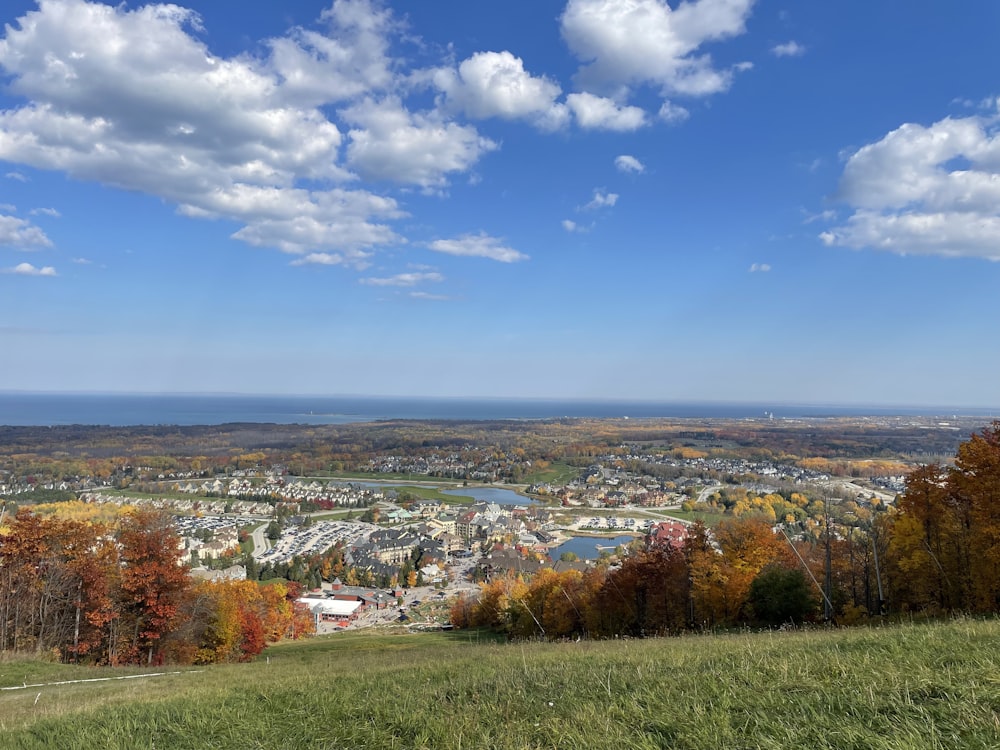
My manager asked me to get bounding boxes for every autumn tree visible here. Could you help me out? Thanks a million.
[468,573,529,630]
[747,564,817,626]
[589,548,688,637]
[510,568,594,639]
[115,509,190,665]
[886,464,958,612]
[951,424,1000,611]
[689,517,794,627]
[0,512,118,659]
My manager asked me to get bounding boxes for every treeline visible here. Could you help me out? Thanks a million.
[0,509,313,665]
[450,518,845,638]
[453,422,1000,639]
[888,423,1000,612]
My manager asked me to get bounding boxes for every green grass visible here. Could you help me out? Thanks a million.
[4,619,1000,748]
[383,485,473,504]
[522,462,581,486]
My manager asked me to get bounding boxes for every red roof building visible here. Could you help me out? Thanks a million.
[647,520,689,550]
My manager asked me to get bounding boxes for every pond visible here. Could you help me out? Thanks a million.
[336,481,537,506]
[440,486,537,506]
[550,534,638,561]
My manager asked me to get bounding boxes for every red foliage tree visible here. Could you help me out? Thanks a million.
[115,509,190,665]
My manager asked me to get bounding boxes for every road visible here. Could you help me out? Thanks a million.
[697,483,723,504]
[250,522,270,559]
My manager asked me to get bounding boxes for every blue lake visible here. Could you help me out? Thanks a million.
[440,486,536,506]
[339,481,535,506]
[551,535,638,561]
[1,393,984,426]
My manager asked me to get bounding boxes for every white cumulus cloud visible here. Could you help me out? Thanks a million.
[561,0,755,97]
[822,115,1000,260]
[771,41,805,57]
[581,189,619,210]
[615,154,645,173]
[343,97,498,188]
[290,251,370,268]
[432,51,569,130]
[427,232,528,262]
[0,0,481,265]
[267,0,396,106]
[658,100,690,123]
[567,92,647,131]
[748,262,771,272]
[0,214,52,248]
[4,262,56,276]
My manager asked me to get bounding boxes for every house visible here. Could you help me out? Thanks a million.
[410,500,443,517]
[647,520,689,550]
[190,564,247,582]
[299,597,363,628]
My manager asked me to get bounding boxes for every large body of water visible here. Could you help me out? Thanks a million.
[1,393,995,427]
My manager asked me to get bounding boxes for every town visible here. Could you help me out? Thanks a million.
[0,415,985,635]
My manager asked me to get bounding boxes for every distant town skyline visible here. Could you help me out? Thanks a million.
[2,0,1000,407]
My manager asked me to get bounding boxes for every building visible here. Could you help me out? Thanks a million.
[647,520,689,550]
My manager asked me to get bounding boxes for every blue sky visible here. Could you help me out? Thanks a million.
[1,0,999,407]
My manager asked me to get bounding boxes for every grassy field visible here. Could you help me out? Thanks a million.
[385,485,474,504]
[3,618,1000,748]
[522,462,581,486]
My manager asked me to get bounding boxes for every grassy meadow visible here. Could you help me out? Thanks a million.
[522,463,581,486]
[3,619,1000,749]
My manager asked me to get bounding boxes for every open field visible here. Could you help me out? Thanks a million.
[3,619,1000,748]
[522,462,581,486]
[385,484,474,504]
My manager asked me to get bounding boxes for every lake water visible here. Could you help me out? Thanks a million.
[336,481,536,506]
[551,535,638,561]
[440,486,536,506]
[1,393,988,426]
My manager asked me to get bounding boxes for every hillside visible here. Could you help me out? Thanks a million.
[2,619,999,749]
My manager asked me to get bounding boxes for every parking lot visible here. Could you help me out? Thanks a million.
[256,520,378,564]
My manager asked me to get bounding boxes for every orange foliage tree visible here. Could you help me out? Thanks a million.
[0,508,313,665]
